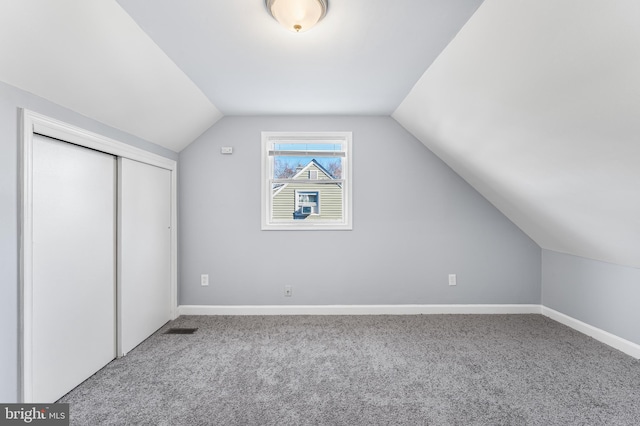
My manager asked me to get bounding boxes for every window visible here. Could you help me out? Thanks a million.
[296,191,319,216]
[262,131,352,230]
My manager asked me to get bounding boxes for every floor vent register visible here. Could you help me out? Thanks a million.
[164,328,198,335]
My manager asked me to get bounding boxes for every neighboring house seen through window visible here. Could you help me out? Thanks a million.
[261,132,352,230]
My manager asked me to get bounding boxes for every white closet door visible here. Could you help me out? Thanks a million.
[32,135,116,402]
[119,158,172,354]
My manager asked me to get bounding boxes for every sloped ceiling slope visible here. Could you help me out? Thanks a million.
[0,1,221,151]
[394,0,640,268]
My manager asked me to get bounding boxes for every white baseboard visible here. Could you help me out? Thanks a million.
[541,307,640,359]
[177,304,542,316]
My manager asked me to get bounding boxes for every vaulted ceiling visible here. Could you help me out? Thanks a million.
[116,0,482,116]
[1,0,638,269]
[0,0,482,149]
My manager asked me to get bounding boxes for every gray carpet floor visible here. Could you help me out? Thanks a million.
[59,315,640,425]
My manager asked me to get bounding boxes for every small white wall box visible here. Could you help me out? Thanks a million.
[221,147,233,154]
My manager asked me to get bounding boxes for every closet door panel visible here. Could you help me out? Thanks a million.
[32,135,116,402]
[119,158,172,354]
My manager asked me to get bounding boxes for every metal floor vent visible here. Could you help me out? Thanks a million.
[164,328,198,335]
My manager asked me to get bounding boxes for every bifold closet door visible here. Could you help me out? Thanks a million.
[32,135,117,402]
[119,158,172,354]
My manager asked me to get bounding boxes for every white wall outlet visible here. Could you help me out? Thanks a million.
[201,274,209,286]
[220,146,233,154]
[448,274,457,286]
[284,285,293,297]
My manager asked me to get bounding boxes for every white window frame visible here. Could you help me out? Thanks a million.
[261,131,352,230]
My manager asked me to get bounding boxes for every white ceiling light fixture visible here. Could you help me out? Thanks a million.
[266,0,328,33]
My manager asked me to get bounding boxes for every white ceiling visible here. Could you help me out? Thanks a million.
[394,0,640,268]
[1,0,638,269]
[116,0,483,115]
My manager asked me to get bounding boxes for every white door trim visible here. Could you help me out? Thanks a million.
[20,109,178,402]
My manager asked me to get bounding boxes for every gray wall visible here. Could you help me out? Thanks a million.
[0,81,177,402]
[542,249,640,346]
[178,116,541,306]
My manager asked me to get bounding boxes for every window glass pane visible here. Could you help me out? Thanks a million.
[273,156,341,179]
[297,192,318,204]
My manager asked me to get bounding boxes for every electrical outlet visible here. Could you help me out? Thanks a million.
[201,274,209,286]
[284,285,293,297]
[448,274,457,286]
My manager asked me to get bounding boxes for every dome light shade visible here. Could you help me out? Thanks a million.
[266,0,328,33]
